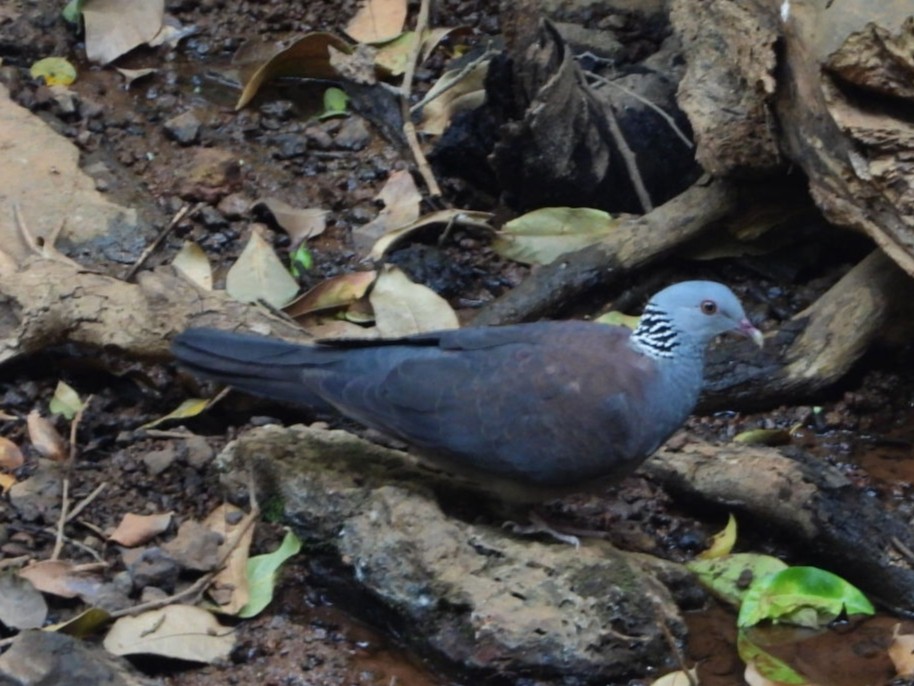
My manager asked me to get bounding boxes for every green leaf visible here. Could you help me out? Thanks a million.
[737,630,809,685]
[140,398,209,430]
[289,243,314,278]
[238,530,302,618]
[493,207,619,266]
[737,566,875,629]
[321,87,349,118]
[696,513,737,560]
[687,553,788,608]
[49,380,84,420]
[61,0,85,25]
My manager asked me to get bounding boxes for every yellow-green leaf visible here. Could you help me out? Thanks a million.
[697,513,737,559]
[141,398,209,430]
[30,57,77,86]
[238,530,302,618]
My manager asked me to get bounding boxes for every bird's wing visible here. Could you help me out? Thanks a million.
[316,322,659,487]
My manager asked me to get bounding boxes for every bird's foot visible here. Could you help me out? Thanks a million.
[503,511,581,547]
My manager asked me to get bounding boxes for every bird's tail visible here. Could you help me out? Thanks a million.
[171,328,331,408]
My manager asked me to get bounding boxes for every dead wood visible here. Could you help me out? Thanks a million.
[0,259,305,364]
[700,249,914,410]
[644,440,914,614]
[471,177,739,326]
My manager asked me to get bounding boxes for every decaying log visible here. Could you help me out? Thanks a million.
[701,249,914,410]
[471,177,738,326]
[0,259,306,364]
[219,423,690,684]
[644,440,914,614]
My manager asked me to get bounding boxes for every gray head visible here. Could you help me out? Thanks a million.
[633,281,763,357]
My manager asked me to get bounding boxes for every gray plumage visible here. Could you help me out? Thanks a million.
[171,281,761,499]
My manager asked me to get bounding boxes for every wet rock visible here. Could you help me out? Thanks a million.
[198,204,228,229]
[142,445,179,475]
[219,424,689,683]
[305,126,333,150]
[164,110,202,145]
[185,434,216,468]
[123,546,180,593]
[334,117,371,150]
[9,459,62,523]
[272,133,308,159]
[162,519,223,571]
[0,630,157,686]
[217,192,251,219]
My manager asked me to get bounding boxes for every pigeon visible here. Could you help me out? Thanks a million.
[171,281,762,501]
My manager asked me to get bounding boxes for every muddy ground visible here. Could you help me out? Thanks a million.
[2,1,914,685]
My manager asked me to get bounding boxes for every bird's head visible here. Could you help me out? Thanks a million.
[648,281,764,349]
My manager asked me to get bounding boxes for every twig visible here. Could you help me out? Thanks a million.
[125,203,197,282]
[892,536,914,566]
[604,104,653,213]
[586,72,694,149]
[399,0,441,198]
[51,396,92,561]
[65,482,107,523]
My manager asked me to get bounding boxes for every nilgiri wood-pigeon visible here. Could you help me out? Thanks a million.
[172,281,762,501]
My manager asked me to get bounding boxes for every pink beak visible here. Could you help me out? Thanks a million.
[738,318,764,348]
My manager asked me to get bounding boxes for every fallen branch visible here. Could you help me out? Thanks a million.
[471,177,739,326]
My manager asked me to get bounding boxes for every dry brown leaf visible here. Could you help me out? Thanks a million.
[0,472,16,493]
[284,271,378,320]
[0,436,24,470]
[345,0,407,44]
[236,33,351,110]
[889,623,914,677]
[82,0,165,64]
[204,503,254,614]
[254,198,329,247]
[27,410,67,461]
[18,560,106,600]
[369,265,458,337]
[368,208,493,259]
[172,241,213,291]
[109,512,174,547]
[352,170,422,253]
[298,317,379,339]
[225,225,299,309]
[104,605,235,662]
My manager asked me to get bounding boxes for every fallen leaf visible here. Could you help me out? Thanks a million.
[889,624,914,677]
[0,472,16,493]
[418,57,489,135]
[345,0,407,44]
[594,311,640,329]
[172,241,213,291]
[734,428,792,446]
[49,380,84,420]
[0,436,24,470]
[284,271,378,320]
[368,209,493,259]
[27,410,67,461]
[353,170,422,254]
[239,529,302,618]
[373,31,415,76]
[697,513,737,559]
[141,398,209,430]
[44,606,111,638]
[82,0,165,64]
[104,605,235,662]
[236,33,351,110]
[115,67,157,87]
[109,512,174,547]
[205,504,254,615]
[226,226,299,309]
[0,573,47,630]
[18,560,106,600]
[297,316,378,339]
[687,553,788,608]
[651,668,699,686]
[253,198,329,247]
[369,265,458,337]
[29,57,77,86]
[493,207,622,265]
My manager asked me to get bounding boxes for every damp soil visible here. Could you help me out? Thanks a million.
[2,1,914,685]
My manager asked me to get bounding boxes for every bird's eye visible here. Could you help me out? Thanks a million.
[700,300,718,315]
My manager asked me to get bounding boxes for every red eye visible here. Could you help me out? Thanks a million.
[700,300,718,315]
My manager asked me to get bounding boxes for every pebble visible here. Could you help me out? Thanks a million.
[143,445,179,475]
[164,110,202,145]
[334,117,371,150]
